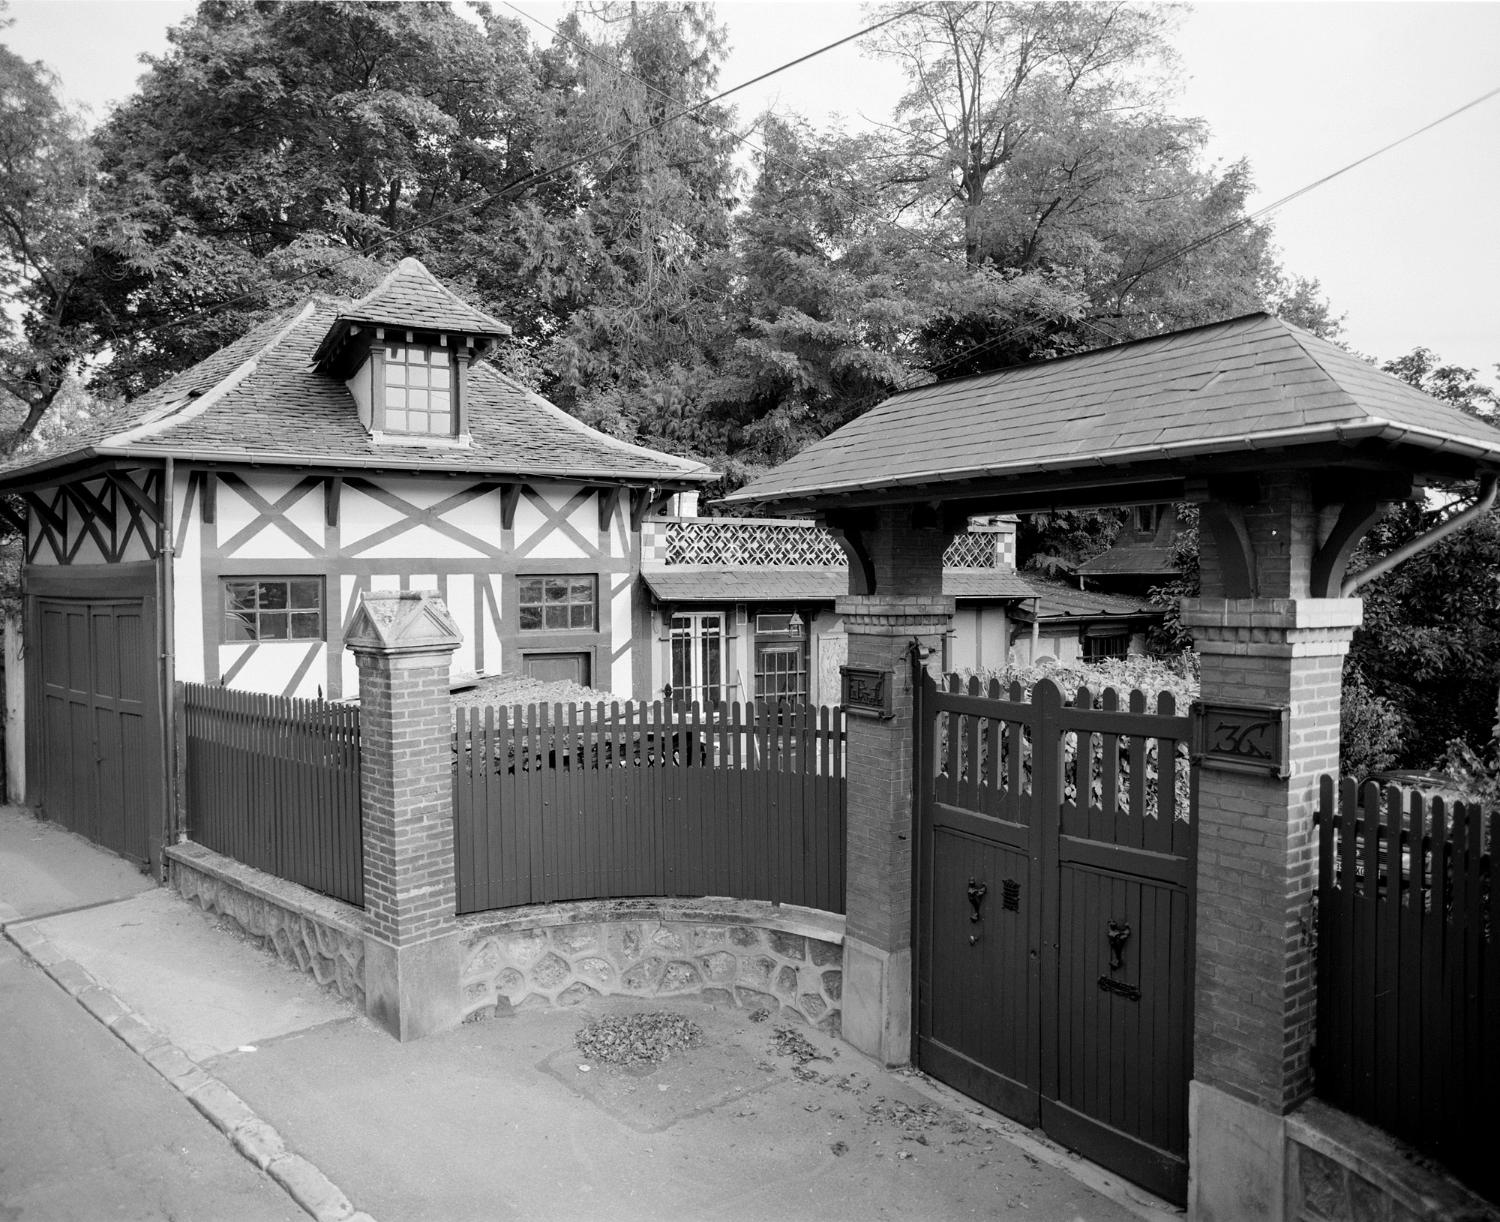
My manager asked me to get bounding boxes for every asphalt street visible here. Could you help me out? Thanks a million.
[0,937,302,1222]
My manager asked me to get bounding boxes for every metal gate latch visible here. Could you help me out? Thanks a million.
[1106,920,1131,970]
[967,879,988,922]
[967,879,988,944]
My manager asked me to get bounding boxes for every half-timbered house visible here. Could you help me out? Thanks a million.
[0,258,712,870]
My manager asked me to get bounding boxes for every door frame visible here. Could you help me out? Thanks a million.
[24,562,166,874]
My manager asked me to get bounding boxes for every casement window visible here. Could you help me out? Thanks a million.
[518,575,597,631]
[753,610,808,703]
[670,611,725,706]
[379,342,457,437]
[1082,628,1131,662]
[223,578,324,642]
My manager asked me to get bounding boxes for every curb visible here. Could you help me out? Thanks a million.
[3,920,376,1222]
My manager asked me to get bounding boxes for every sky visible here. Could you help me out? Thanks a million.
[6,0,1500,379]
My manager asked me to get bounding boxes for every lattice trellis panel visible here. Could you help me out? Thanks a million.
[661,518,1004,570]
[943,532,999,569]
[665,520,846,566]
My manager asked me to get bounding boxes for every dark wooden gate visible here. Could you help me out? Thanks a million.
[32,592,162,870]
[916,674,1196,1204]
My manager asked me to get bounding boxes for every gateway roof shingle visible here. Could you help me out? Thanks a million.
[725,313,1500,509]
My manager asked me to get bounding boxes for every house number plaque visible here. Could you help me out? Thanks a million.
[1193,701,1290,779]
[840,666,893,719]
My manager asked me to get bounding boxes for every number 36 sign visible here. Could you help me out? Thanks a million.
[1192,702,1290,778]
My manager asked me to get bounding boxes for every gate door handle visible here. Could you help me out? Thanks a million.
[1106,920,1131,971]
[967,878,988,923]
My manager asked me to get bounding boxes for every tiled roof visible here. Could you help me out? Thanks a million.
[1013,580,1159,622]
[335,257,510,337]
[642,567,1035,602]
[0,299,711,486]
[1075,545,1179,577]
[725,313,1500,509]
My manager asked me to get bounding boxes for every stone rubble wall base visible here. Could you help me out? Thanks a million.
[1189,1083,1498,1222]
[1285,1100,1499,1222]
[459,898,844,1030]
[167,842,366,1012]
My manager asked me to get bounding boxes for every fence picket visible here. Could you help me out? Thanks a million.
[1316,777,1497,1202]
[178,683,362,908]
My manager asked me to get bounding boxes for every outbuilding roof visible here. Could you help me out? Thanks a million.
[0,273,711,489]
[641,567,1035,603]
[724,313,1500,513]
[1011,580,1159,623]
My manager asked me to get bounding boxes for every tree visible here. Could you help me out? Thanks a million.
[518,2,741,439]
[1341,348,1500,766]
[71,0,550,398]
[0,22,99,449]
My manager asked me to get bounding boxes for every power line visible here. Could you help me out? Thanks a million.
[125,3,926,346]
[501,1,767,158]
[923,80,1500,379]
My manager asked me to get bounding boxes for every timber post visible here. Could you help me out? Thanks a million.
[345,589,464,1041]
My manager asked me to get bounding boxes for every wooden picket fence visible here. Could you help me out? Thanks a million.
[452,700,846,915]
[1314,776,1498,1201]
[180,683,363,907]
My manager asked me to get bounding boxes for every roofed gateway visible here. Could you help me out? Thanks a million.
[724,311,1500,1218]
[725,312,1500,516]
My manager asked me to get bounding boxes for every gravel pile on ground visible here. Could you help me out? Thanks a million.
[574,1011,706,1070]
[450,673,625,711]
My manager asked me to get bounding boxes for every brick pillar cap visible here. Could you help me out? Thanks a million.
[1179,597,1363,632]
[836,595,955,617]
[345,589,462,655]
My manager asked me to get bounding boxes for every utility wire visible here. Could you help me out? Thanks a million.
[502,1,767,157]
[125,3,926,345]
[924,80,1500,379]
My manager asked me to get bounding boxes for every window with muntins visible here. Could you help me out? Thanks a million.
[223,578,324,642]
[754,611,808,702]
[518,575,597,631]
[381,343,455,436]
[1083,630,1131,662]
[670,612,725,705]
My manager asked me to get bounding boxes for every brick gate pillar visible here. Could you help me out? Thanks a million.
[1181,472,1370,1220]
[345,590,463,1041]
[829,505,955,1065]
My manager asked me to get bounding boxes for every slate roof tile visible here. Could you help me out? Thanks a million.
[1,287,710,487]
[727,313,1500,507]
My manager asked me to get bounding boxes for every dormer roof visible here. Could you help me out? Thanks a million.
[310,257,512,374]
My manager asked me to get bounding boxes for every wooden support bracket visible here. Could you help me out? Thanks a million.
[325,476,342,529]
[598,486,624,534]
[1310,500,1385,598]
[823,510,879,596]
[1198,500,1258,598]
[500,483,523,532]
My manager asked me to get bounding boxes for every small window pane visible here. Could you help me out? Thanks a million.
[519,605,543,630]
[429,413,451,434]
[545,583,567,603]
[260,614,289,641]
[224,613,255,642]
[570,603,592,629]
[259,583,288,610]
[289,580,320,608]
[290,612,321,639]
[545,604,568,629]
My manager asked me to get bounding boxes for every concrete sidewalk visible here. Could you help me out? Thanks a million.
[0,806,1180,1222]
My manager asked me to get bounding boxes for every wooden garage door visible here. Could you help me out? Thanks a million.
[33,593,162,869]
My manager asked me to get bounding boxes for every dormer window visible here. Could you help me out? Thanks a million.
[380,342,455,436]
